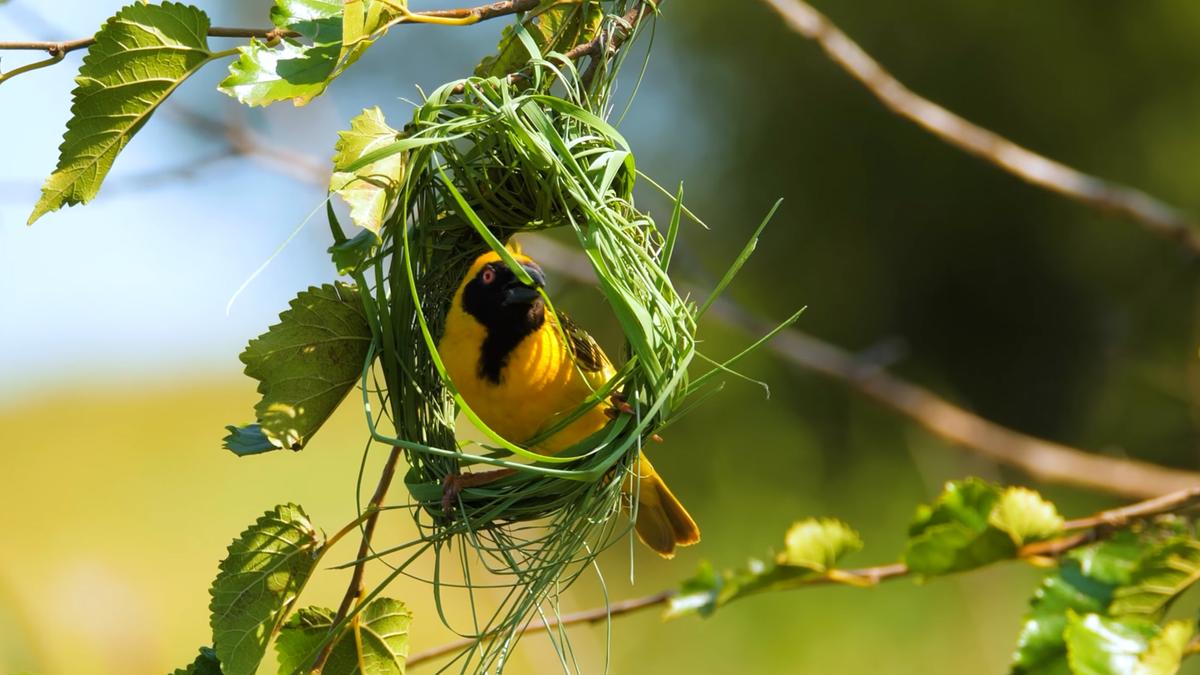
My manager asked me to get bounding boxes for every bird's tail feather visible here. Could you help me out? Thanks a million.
[631,455,700,558]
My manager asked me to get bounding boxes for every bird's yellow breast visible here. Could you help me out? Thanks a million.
[439,307,614,454]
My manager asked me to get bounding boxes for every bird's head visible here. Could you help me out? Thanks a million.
[457,250,548,331]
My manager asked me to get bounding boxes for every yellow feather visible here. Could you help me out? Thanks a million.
[439,251,699,557]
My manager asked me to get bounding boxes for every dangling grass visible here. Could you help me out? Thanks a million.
[325,6,795,670]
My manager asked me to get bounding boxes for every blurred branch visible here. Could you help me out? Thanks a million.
[0,0,540,57]
[407,486,1200,668]
[169,97,1200,501]
[522,236,1200,500]
[761,0,1200,255]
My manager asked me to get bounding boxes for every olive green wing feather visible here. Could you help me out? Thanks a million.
[556,311,611,375]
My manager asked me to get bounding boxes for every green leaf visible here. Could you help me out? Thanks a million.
[172,646,223,675]
[236,282,371,452]
[777,518,862,572]
[989,486,1065,545]
[29,2,218,224]
[330,107,404,233]
[1135,620,1194,675]
[222,424,277,456]
[329,229,380,276]
[667,518,864,620]
[1110,537,1200,617]
[1069,530,1144,586]
[475,0,604,78]
[1011,561,1116,674]
[276,599,413,674]
[665,560,723,619]
[904,478,1016,575]
[220,0,391,107]
[210,504,323,675]
[1064,612,1161,675]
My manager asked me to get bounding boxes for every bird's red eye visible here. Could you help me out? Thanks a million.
[481,267,496,284]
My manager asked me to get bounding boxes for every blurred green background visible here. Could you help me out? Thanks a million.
[3,1,1200,673]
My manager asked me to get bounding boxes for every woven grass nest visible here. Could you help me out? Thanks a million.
[341,52,779,669]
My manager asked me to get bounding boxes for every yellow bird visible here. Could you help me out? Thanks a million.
[438,249,700,557]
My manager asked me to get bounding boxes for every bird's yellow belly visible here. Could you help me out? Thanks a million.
[440,324,611,454]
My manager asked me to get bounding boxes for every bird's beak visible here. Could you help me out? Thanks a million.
[501,262,545,306]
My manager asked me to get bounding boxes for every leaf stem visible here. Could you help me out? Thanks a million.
[0,53,62,86]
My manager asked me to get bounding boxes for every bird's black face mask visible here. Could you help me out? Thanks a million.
[461,260,547,382]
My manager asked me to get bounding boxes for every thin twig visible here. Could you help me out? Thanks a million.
[309,446,404,673]
[407,486,1200,668]
[521,236,1200,500]
[406,589,675,667]
[0,0,540,56]
[760,0,1200,255]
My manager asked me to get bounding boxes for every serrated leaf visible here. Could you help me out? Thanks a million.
[220,0,389,107]
[989,487,1065,545]
[1110,537,1200,617]
[276,599,412,674]
[222,424,278,456]
[236,282,371,452]
[777,518,862,572]
[1135,620,1194,675]
[1012,562,1116,674]
[330,107,404,233]
[210,504,323,675]
[172,646,223,675]
[29,2,217,224]
[475,0,604,78]
[1064,612,1160,675]
[220,38,340,107]
[904,478,1016,575]
[668,517,864,620]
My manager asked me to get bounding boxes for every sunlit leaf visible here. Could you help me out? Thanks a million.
[904,478,1016,575]
[475,0,604,78]
[1134,620,1194,675]
[668,518,863,620]
[989,486,1065,545]
[1069,531,1143,586]
[1011,561,1115,674]
[235,283,371,452]
[210,504,323,675]
[1064,612,1160,675]
[29,2,218,224]
[777,518,862,572]
[1110,537,1200,617]
[330,107,404,233]
[172,646,223,675]
[276,599,413,674]
[220,0,392,107]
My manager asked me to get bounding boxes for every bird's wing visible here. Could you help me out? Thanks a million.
[556,311,612,376]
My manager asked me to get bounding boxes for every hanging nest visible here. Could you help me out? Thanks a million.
[342,38,725,672]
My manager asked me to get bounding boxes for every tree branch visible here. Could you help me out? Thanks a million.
[760,0,1200,255]
[406,589,675,667]
[309,446,404,673]
[521,236,1200,500]
[406,486,1200,669]
[0,0,540,56]
[160,106,1200,500]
